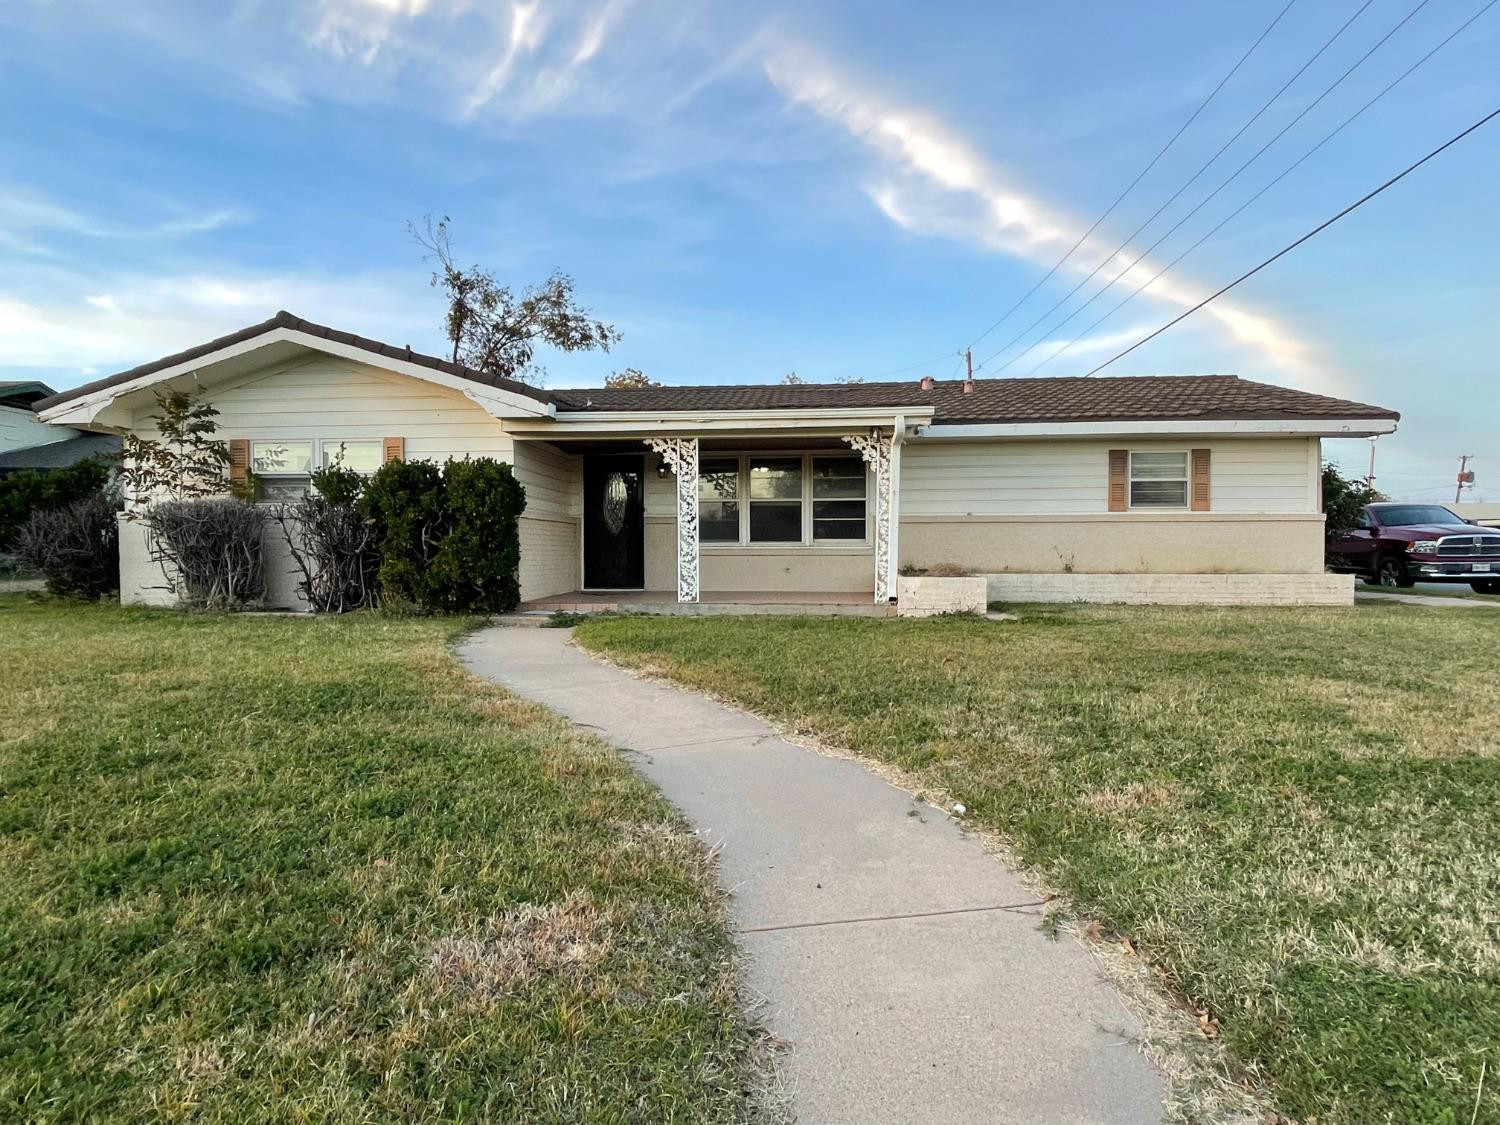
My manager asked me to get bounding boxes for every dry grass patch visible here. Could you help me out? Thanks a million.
[0,596,766,1122]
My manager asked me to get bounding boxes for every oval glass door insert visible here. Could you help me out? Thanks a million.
[602,472,629,535]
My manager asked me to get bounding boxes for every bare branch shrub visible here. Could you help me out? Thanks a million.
[270,464,381,613]
[13,493,121,599]
[147,499,266,609]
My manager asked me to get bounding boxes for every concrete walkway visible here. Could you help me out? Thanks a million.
[459,626,1163,1124]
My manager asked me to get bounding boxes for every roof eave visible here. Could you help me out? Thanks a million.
[912,416,1400,440]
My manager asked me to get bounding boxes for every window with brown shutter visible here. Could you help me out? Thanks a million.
[382,436,405,464]
[228,438,250,485]
[1190,448,1211,511]
[1108,449,1128,512]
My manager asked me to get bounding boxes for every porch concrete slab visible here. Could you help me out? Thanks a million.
[457,626,1164,1124]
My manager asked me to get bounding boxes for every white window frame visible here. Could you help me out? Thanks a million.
[248,437,386,504]
[691,451,872,548]
[317,438,384,474]
[1127,449,1191,511]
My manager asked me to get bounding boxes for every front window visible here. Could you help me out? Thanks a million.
[812,457,867,540]
[1129,451,1189,509]
[698,458,740,543]
[748,457,803,542]
[251,440,313,502]
[322,439,383,473]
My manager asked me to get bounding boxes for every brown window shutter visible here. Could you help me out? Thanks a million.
[1190,448,1211,511]
[382,436,405,464]
[228,438,250,485]
[1108,449,1128,512]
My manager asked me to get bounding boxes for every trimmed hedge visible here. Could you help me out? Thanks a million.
[361,457,526,614]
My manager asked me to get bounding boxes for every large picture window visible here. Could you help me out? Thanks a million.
[1129,451,1189,509]
[251,438,386,503]
[686,453,868,545]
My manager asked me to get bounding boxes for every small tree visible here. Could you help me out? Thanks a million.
[1322,464,1387,537]
[116,387,265,609]
[117,389,236,508]
[780,372,804,385]
[604,367,660,389]
[410,215,620,384]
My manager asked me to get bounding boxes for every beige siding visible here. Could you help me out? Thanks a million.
[899,437,1319,516]
[511,441,581,599]
[135,354,514,464]
[901,513,1327,574]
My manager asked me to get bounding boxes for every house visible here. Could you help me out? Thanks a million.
[34,311,1400,608]
[1,381,77,454]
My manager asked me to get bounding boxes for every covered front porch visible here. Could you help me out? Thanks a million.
[508,405,925,605]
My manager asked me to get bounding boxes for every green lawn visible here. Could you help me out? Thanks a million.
[0,597,759,1122]
[576,605,1500,1125]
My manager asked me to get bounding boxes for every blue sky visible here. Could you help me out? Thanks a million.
[2,0,1496,500]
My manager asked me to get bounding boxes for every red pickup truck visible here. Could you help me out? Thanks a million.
[1327,503,1500,592]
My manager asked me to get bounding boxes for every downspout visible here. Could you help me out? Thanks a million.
[888,415,905,603]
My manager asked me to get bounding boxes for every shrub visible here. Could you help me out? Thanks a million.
[361,457,526,614]
[12,493,121,599]
[0,458,112,547]
[430,459,525,614]
[361,459,448,608]
[271,463,381,613]
[146,499,266,609]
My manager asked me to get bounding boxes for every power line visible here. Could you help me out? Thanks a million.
[963,0,1298,354]
[1079,102,1500,376]
[1022,0,1495,376]
[972,0,1380,374]
[988,0,1438,378]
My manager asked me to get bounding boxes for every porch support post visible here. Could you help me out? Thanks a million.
[645,437,700,603]
[844,426,895,603]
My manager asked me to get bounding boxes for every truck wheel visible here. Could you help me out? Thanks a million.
[1375,555,1415,588]
[1471,579,1500,594]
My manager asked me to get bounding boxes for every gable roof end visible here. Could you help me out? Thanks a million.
[31,311,557,413]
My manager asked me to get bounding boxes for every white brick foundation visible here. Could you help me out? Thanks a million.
[984,572,1354,607]
[896,575,989,616]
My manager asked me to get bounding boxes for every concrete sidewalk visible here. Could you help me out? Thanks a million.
[458,626,1163,1124]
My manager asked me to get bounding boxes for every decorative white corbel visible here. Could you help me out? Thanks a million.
[645,437,700,603]
[844,427,894,603]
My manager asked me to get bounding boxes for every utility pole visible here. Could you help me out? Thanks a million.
[1366,436,1377,488]
[1455,454,1474,504]
[963,348,974,394]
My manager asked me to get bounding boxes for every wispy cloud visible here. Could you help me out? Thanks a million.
[0,185,247,246]
[761,40,1325,386]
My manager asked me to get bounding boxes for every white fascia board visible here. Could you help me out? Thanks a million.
[39,327,555,426]
[910,417,1399,440]
[507,405,935,436]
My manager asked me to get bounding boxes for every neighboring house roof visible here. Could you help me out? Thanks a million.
[0,380,57,410]
[33,310,1399,426]
[0,432,120,472]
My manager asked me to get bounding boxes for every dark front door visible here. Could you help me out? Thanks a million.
[583,455,645,589]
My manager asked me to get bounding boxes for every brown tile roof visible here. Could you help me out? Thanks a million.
[548,374,1399,424]
[34,311,1399,425]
